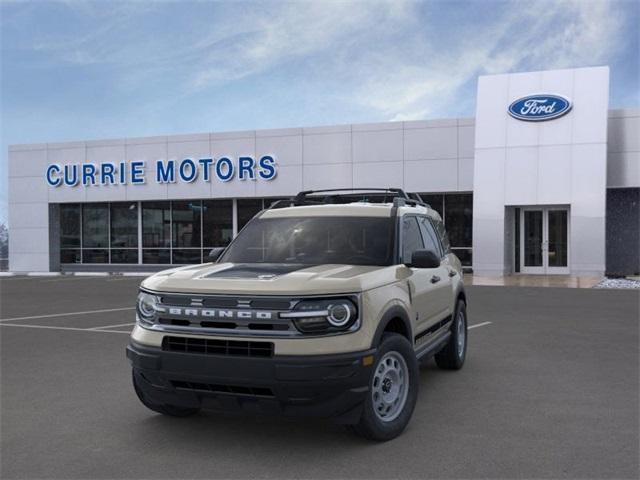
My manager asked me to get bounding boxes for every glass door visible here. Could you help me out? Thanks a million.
[519,207,570,274]
[546,209,569,274]
[521,209,545,274]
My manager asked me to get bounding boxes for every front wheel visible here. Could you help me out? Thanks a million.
[350,333,419,441]
[435,300,467,370]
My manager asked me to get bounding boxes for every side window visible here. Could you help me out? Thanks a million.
[418,217,443,258]
[433,218,451,253]
[402,216,424,264]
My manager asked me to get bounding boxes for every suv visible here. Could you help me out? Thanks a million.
[127,188,467,441]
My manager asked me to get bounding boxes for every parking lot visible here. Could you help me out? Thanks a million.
[0,276,638,479]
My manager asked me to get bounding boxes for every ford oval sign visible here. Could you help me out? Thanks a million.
[508,94,572,121]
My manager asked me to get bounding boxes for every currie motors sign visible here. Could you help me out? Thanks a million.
[508,94,572,121]
[45,155,277,187]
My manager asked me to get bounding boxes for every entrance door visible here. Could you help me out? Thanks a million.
[520,207,569,274]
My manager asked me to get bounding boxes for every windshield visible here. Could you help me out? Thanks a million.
[220,216,393,266]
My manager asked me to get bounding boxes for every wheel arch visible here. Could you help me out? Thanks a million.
[371,305,413,348]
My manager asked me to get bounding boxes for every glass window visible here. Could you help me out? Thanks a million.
[452,248,472,267]
[220,216,393,266]
[111,249,138,264]
[142,202,171,248]
[143,249,170,264]
[82,204,109,248]
[60,249,81,264]
[110,203,138,248]
[60,204,81,248]
[419,193,444,218]
[401,216,424,264]
[172,201,202,248]
[203,200,233,247]
[82,249,109,263]
[418,217,442,257]
[444,194,472,248]
[237,199,264,231]
[431,218,450,253]
[172,249,202,264]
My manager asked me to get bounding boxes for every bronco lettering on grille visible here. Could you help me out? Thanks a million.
[164,307,273,320]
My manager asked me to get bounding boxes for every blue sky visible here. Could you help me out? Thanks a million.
[1,0,638,225]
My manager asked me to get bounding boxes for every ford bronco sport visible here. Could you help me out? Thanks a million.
[127,188,468,441]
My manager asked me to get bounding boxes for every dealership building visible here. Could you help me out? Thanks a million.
[7,66,640,276]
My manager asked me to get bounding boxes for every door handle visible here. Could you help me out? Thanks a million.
[448,270,457,277]
[430,275,441,284]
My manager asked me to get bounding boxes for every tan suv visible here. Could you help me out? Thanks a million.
[127,188,468,441]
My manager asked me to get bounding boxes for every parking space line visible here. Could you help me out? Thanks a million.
[468,321,492,329]
[0,307,135,323]
[88,322,136,330]
[0,323,131,334]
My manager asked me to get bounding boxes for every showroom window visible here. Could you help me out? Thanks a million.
[82,203,109,263]
[418,192,473,267]
[237,198,264,232]
[59,204,81,263]
[237,197,287,231]
[203,199,233,252]
[172,201,202,264]
[142,201,171,264]
[111,203,138,264]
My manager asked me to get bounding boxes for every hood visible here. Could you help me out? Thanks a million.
[141,262,401,295]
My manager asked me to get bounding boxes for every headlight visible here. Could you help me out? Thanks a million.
[281,298,358,334]
[136,291,159,325]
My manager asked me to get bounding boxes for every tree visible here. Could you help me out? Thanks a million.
[0,222,8,259]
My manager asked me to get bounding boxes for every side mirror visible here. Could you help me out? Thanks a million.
[208,247,225,262]
[407,249,441,269]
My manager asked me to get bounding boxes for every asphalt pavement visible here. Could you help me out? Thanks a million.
[0,276,638,479]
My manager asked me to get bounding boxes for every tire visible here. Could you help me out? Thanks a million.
[132,370,200,417]
[435,300,467,370]
[351,333,419,441]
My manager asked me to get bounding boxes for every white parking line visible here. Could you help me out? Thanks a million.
[0,323,131,334]
[88,322,136,330]
[468,321,492,329]
[0,307,135,323]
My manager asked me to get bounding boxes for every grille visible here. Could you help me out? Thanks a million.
[171,380,274,397]
[162,336,274,357]
[158,318,291,332]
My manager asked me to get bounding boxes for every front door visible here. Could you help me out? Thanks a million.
[520,207,569,274]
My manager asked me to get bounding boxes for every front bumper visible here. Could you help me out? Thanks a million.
[126,340,375,423]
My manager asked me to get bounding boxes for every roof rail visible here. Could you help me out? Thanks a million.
[268,188,431,209]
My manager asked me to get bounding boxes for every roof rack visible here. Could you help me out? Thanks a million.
[268,188,431,209]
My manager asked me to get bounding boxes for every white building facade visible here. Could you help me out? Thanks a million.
[7,66,640,276]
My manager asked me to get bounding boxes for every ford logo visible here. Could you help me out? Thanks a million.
[508,94,572,121]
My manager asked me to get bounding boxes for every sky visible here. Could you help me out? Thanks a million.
[1,0,638,226]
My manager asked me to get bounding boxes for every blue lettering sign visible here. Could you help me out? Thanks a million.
[258,155,277,180]
[215,157,234,182]
[46,164,61,187]
[130,161,145,184]
[156,160,175,183]
[238,157,255,180]
[45,155,277,187]
[179,159,197,183]
[198,158,213,182]
[101,162,115,185]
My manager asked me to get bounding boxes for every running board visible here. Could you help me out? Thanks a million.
[415,330,451,360]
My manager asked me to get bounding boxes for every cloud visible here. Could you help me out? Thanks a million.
[188,1,414,90]
[2,0,632,121]
[350,0,626,121]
